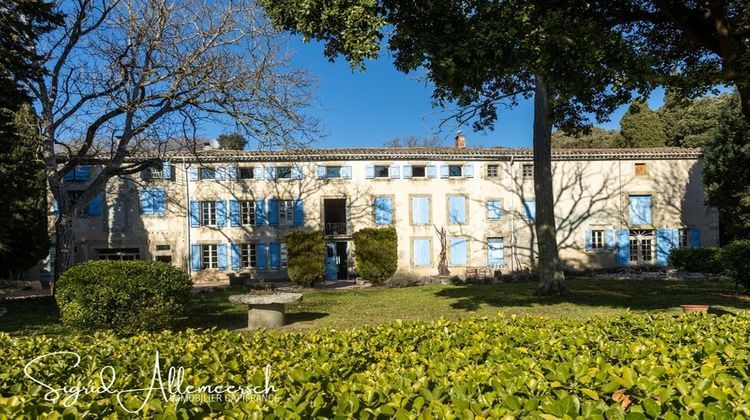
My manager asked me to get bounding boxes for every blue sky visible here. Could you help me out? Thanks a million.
[208,37,666,149]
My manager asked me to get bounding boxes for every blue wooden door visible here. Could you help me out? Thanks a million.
[325,242,338,280]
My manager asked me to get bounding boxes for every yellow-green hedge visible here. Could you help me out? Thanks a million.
[2,313,750,417]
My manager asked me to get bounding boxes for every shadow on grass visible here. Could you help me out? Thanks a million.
[0,297,66,336]
[434,278,750,313]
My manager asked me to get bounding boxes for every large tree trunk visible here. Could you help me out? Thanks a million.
[532,73,567,296]
[52,212,74,293]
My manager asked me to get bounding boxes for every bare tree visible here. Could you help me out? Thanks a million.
[22,0,319,281]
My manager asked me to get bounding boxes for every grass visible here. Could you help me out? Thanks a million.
[2,278,749,336]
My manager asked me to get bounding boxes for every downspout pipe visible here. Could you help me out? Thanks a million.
[183,158,192,275]
[509,154,517,273]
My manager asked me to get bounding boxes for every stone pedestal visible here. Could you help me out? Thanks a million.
[229,293,303,330]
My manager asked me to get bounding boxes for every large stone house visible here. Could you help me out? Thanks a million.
[30,136,718,282]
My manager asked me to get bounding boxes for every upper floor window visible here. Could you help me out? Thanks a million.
[277,166,293,179]
[241,200,256,225]
[629,195,652,225]
[374,165,390,178]
[63,165,90,182]
[635,163,648,177]
[412,166,427,178]
[486,164,499,178]
[201,201,217,226]
[591,230,604,249]
[200,168,216,180]
[448,165,463,177]
[239,167,256,179]
[411,196,431,225]
[278,200,295,225]
[522,164,533,179]
[326,166,342,178]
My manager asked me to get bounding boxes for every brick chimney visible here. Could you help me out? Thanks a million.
[454,131,466,148]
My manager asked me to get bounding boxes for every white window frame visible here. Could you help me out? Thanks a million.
[486,164,499,178]
[522,164,533,179]
[240,200,256,225]
[591,230,604,250]
[281,243,288,268]
[241,243,256,268]
[201,201,217,226]
[278,200,295,225]
[201,244,218,269]
[374,165,390,178]
[448,165,463,177]
[326,166,342,178]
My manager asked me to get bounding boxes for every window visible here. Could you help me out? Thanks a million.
[411,196,430,225]
[201,201,217,226]
[629,195,653,225]
[63,165,90,182]
[326,166,342,178]
[155,244,171,251]
[486,164,499,178]
[281,243,288,268]
[374,197,393,225]
[200,168,216,180]
[412,238,432,266]
[487,200,502,221]
[487,238,504,267]
[448,195,467,224]
[155,255,172,263]
[412,166,426,178]
[145,167,164,180]
[523,200,536,221]
[448,165,462,177]
[679,228,689,248]
[522,164,533,179]
[241,200,256,225]
[239,167,255,179]
[374,165,390,178]
[449,238,468,266]
[630,229,655,263]
[591,230,604,249]
[277,166,293,179]
[278,200,295,225]
[97,248,140,261]
[201,244,218,269]
[140,188,166,216]
[635,163,647,177]
[240,243,257,268]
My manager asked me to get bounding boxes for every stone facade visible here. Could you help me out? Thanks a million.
[28,146,719,283]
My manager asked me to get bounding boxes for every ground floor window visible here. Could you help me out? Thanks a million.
[281,243,288,268]
[629,230,654,263]
[202,244,218,269]
[155,255,172,264]
[679,228,690,248]
[240,243,256,268]
[97,248,140,261]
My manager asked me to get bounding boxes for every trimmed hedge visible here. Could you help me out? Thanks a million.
[720,240,750,290]
[3,314,750,417]
[352,227,397,284]
[284,230,326,286]
[668,247,723,273]
[55,260,191,335]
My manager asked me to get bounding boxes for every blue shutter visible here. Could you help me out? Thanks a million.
[523,201,536,221]
[440,165,449,178]
[255,199,266,225]
[316,165,326,179]
[412,197,429,224]
[266,167,276,180]
[269,242,280,269]
[605,230,615,251]
[162,161,172,180]
[374,197,393,225]
[227,166,239,181]
[616,230,630,267]
[190,201,200,227]
[488,238,504,267]
[294,199,304,226]
[450,238,468,265]
[63,169,75,181]
[84,192,104,216]
[403,165,413,179]
[153,189,166,215]
[365,165,375,179]
[187,167,198,181]
[76,166,90,180]
[656,228,674,267]
[426,165,437,179]
[256,243,267,269]
[487,200,502,221]
[229,200,240,227]
[217,243,227,271]
[390,165,400,179]
[254,166,264,180]
[216,166,227,180]
[342,166,352,179]
[691,228,701,248]
[216,200,226,227]
[231,243,241,270]
[267,199,278,225]
[292,166,303,180]
[191,244,202,270]
[140,189,154,215]
[413,239,431,266]
[585,230,592,251]
[629,195,652,225]
[449,195,467,224]
[463,164,474,178]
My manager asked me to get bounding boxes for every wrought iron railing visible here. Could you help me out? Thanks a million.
[324,222,348,235]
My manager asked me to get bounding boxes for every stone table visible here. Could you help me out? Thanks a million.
[228,293,303,329]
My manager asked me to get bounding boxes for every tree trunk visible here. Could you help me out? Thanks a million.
[52,212,74,294]
[738,85,750,127]
[532,73,567,296]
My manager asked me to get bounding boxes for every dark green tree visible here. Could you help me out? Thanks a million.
[659,91,733,148]
[618,101,666,148]
[261,0,653,295]
[217,133,248,150]
[552,127,623,149]
[703,93,750,242]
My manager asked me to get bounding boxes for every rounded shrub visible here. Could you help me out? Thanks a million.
[352,227,397,285]
[720,240,750,290]
[668,247,722,273]
[55,260,192,334]
[284,230,326,286]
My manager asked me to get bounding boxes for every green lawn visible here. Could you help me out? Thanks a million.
[2,278,748,335]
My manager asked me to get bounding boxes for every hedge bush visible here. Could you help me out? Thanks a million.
[667,247,723,273]
[284,230,326,286]
[352,227,397,284]
[55,260,191,335]
[720,240,750,290]
[3,314,750,417]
